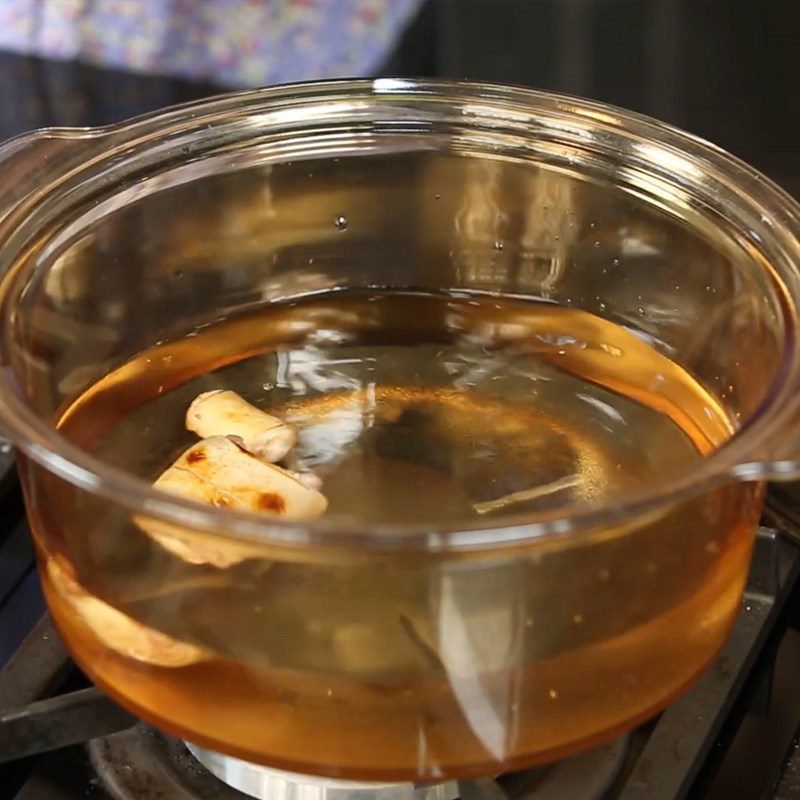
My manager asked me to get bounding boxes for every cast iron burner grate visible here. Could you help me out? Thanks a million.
[0,523,798,800]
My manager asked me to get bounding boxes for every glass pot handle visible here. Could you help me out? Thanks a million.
[0,129,96,228]
[755,423,800,543]
[731,410,800,484]
[0,129,97,453]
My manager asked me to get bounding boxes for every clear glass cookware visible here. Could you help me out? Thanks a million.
[0,79,799,780]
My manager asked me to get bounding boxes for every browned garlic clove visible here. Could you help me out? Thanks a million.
[186,389,296,462]
[46,557,208,667]
[139,436,328,567]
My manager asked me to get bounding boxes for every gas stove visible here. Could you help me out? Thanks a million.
[0,439,798,800]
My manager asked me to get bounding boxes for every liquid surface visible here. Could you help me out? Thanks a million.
[62,290,732,526]
[37,290,757,780]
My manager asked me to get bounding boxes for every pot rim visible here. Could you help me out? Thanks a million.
[1,77,799,552]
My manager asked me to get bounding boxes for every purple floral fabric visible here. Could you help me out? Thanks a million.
[0,0,422,86]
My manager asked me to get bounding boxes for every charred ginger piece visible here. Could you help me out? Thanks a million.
[139,436,327,567]
[186,390,296,462]
[46,557,208,667]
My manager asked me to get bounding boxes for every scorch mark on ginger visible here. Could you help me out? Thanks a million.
[139,436,327,567]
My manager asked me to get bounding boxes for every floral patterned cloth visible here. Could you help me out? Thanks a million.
[0,0,422,87]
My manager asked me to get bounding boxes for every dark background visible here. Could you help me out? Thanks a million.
[1,0,799,194]
[387,0,800,194]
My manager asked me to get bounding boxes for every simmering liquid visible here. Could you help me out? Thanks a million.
[59,290,733,520]
[38,290,759,779]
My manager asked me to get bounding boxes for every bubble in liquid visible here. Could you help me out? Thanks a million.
[334,215,348,232]
[494,241,504,251]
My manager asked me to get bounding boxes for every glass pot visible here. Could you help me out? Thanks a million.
[0,79,799,781]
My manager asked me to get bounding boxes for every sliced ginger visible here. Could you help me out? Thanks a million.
[51,391,327,660]
[141,393,327,567]
[47,556,208,667]
[151,436,327,521]
[186,389,296,462]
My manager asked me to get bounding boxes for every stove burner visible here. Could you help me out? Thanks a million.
[186,742,460,800]
[185,734,629,800]
[87,723,629,800]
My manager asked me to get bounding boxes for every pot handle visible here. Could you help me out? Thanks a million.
[0,129,97,229]
[731,416,800,484]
